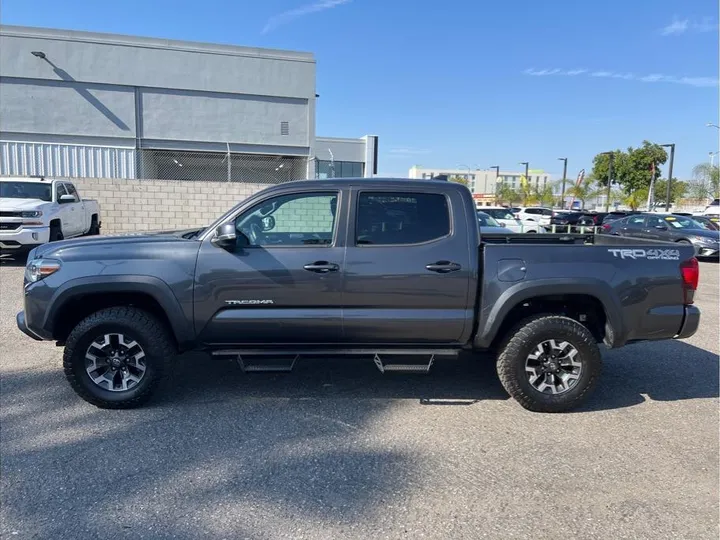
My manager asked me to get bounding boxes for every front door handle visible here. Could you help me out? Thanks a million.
[303,261,339,273]
[425,261,461,273]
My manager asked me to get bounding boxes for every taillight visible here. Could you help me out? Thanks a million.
[680,257,699,304]
[601,224,612,233]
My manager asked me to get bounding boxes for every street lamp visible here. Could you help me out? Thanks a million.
[710,151,719,167]
[600,151,614,212]
[490,165,500,177]
[660,143,676,212]
[707,123,720,129]
[558,157,568,209]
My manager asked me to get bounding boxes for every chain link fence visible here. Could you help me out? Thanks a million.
[137,150,311,184]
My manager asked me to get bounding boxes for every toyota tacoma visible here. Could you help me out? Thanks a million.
[17,179,700,412]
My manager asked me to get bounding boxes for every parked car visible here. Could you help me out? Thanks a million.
[0,176,101,254]
[601,211,641,224]
[17,179,700,413]
[702,198,720,216]
[602,213,719,258]
[477,211,515,234]
[692,215,720,231]
[515,207,554,227]
[549,211,596,233]
[482,207,544,233]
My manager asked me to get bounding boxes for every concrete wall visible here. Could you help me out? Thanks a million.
[73,178,270,233]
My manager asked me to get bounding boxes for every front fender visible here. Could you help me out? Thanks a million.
[42,275,195,349]
[474,278,626,349]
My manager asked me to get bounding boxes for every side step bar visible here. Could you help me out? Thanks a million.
[211,349,458,374]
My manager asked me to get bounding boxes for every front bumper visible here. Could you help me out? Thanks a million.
[16,311,43,341]
[0,226,50,250]
[676,305,701,339]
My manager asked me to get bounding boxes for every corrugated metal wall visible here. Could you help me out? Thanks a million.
[0,141,136,178]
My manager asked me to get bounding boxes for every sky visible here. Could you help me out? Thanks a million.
[1,0,718,179]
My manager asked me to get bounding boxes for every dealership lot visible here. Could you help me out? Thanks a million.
[1,257,718,540]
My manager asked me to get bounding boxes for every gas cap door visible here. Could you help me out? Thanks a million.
[497,259,527,282]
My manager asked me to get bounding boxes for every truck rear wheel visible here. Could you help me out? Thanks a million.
[63,307,174,409]
[496,315,602,413]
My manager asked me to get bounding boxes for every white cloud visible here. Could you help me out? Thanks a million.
[523,67,718,88]
[262,0,351,34]
[660,16,717,36]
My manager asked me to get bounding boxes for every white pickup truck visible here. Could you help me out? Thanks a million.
[0,176,101,253]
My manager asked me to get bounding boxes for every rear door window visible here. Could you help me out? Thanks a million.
[356,192,450,245]
[626,215,647,229]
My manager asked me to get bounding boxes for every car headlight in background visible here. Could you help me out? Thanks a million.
[691,236,719,245]
[25,259,61,283]
[21,210,44,226]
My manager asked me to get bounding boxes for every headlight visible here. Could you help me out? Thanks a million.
[25,259,61,283]
[21,211,42,218]
[691,236,717,244]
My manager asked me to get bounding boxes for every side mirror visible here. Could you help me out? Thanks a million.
[58,194,75,204]
[211,223,237,250]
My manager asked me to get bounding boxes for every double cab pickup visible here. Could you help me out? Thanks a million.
[17,179,700,412]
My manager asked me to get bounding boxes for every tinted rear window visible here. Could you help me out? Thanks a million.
[356,192,450,245]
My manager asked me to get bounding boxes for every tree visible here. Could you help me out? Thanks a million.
[449,175,469,187]
[651,179,687,206]
[591,141,668,194]
[566,175,599,209]
[624,188,649,211]
[534,183,555,207]
[691,163,720,199]
[496,183,520,206]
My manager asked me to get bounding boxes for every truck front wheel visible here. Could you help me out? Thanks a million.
[496,315,602,413]
[63,307,175,409]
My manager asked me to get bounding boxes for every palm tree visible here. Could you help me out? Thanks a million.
[624,188,649,211]
[566,177,599,210]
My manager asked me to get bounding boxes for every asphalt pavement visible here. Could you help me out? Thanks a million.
[1,255,718,540]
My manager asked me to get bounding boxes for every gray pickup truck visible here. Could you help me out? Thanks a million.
[17,179,701,412]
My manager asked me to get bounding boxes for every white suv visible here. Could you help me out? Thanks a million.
[703,199,719,216]
[515,207,554,227]
[482,207,545,233]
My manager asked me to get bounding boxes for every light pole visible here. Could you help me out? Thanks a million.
[601,151,614,212]
[660,143,675,211]
[558,157,568,209]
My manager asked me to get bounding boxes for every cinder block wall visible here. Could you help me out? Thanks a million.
[73,178,271,233]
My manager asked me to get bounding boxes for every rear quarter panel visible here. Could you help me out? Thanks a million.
[475,236,696,348]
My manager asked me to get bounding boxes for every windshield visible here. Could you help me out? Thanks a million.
[0,181,52,202]
[477,212,501,227]
[663,215,706,230]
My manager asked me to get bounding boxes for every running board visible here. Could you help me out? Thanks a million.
[373,353,435,374]
[211,348,456,375]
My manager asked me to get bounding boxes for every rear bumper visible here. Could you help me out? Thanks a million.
[16,311,43,341]
[676,305,700,339]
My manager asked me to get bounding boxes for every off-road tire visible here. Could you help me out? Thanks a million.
[496,315,602,413]
[63,307,175,409]
[49,223,63,242]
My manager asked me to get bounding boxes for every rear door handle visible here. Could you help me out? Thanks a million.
[425,261,461,273]
[303,261,339,273]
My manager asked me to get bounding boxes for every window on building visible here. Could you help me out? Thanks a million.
[316,160,364,179]
[235,191,338,247]
[355,192,450,245]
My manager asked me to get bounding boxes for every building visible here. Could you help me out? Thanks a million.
[408,166,554,206]
[0,25,378,182]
